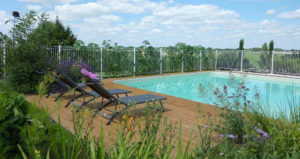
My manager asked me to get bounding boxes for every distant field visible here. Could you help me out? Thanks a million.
[243,51,268,68]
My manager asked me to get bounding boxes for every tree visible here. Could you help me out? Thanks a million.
[269,40,274,52]
[142,40,151,48]
[5,11,52,93]
[262,42,268,51]
[0,32,11,44]
[239,39,244,50]
[6,10,37,44]
[29,14,77,46]
[102,40,112,49]
[5,11,77,93]
[87,42,100,50]
[73,40,85,51]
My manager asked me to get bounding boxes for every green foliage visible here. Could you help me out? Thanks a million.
[216,50,242,70]
[199,74,300,158]
[269,40,274,52]
[203,48,216,70]
[0,82,46,158]
[73,40,85,51]
[262,42,268,51]
[259,53,271,71]
[29,14,77,46]
[239,39,244,50]
[5,11,76,93]
[0,32,11,43]
[273,53,300,74]
[6,41,50,93]
[87,42,100,50]
[136,43,160,75]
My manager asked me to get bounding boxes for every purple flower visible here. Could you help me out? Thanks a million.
[223,85,228,94]
[220,134,224,138]
[88,72,99,80]
[81,68,89,76]
[262,132,269,138]
[227,134,235,139]
[204,124,208,129]
[261,132,269,141]
[81,68,99,80]
[255,128,264,135]
[254,126,269,142]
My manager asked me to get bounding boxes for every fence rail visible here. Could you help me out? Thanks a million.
[1,44,300,80]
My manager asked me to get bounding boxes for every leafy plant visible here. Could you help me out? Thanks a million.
[57,59,92,82]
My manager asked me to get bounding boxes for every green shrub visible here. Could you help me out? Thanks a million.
[0,92,30,157]
[6,42,51,94]
[5,11,76,94]
[0,82,70,158]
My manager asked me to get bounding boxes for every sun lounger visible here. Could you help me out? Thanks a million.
[86,79,167,125]
[59,72,132,108]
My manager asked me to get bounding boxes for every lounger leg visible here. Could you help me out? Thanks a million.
[159,100,165,112]
[55,91,66,101]
[98,100,115,111]
[99,97,104,111]
[81,96,96,107]
[106,104,128,125]
[106,114,115,125]
[65,93,85,107]
[46,92,51,98]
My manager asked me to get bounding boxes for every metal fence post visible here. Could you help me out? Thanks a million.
[215,50,218,70]
[58,45,61,62]
[100,46,103,79]
[200,50,202,71]
[271,50,274,74]
[241,50,244,72]
[3,43,6,80]
[160,48,162,74]
[133,47,136,76]
[181,49,184,72]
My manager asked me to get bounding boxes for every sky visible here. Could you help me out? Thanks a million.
[0,0,300,49]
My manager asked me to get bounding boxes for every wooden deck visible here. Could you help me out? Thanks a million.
[26,71,221,147]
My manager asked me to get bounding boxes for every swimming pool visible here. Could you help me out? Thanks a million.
[114,72,300,114]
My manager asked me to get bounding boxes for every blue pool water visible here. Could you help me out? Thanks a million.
[114,72,300,114]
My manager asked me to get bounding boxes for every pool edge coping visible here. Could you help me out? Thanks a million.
[112,70,300,83]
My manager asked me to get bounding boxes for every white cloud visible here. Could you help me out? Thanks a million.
[134,4,241,35]
[18,0,78,4]
[278,9,300,19]
[266,9,275,15]
[27,5,43,11]
[0,10,12,34]
[53,3,110,21]
[150,28,162,33]
[83,15,121,24]
[51,0,169,21]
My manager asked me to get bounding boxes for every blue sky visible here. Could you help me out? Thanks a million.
[0,0,300,49]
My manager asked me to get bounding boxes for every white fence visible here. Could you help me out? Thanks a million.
[0,43,6,80]
[1,44,300,79]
